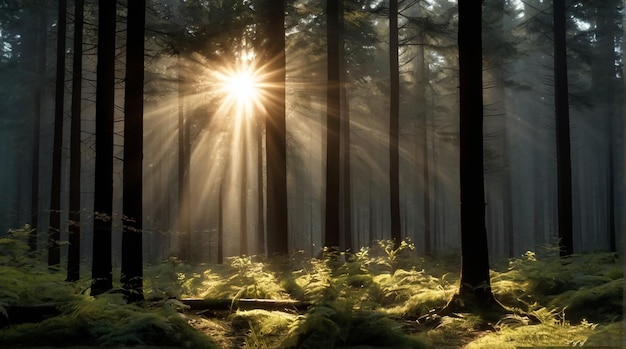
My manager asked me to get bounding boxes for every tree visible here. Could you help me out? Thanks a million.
[66,0,84,282]
[91,0,116,296]
[177,57,191,262]
[442,0,501,313]
[48,0,67,269]
[325,0,341,249]
[553,0,574,257]
[26,4,47,251]
[339,1,353,253]
[262,0,289,256]
[121,0,146,302]
[388,0,401,247]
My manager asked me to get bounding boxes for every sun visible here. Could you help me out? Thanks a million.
[225,70,259,102]
[217,63,262,112]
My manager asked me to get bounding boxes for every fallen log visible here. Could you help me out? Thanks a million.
[178,298,311,312]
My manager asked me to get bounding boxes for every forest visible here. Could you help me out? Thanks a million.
[0,0,624,348]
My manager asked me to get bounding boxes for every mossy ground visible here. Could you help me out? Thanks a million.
[0,229,623,348]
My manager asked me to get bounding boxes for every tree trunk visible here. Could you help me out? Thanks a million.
[389,0,402,248]
[256,116,265,254]
[177,58,191,262]
[66,0,84,282]
[325,0,341,249]
[217,184,224,264]
[48,0,67,269]
[553,0,574,257]
[449,0,499,311]
[415,30,431,254]
[91,0,116,296]
[121,0,145,303]
[263,1,289,256]
[240,124,248,255]
[593,1,619,252]
[29,7,47,251]
[338,0,352,252]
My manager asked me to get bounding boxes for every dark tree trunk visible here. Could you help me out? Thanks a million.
[340,86,352,252]
[263,1,289,256]
[29,7,47,251]
[338,0,352,252]
[48,0,67,269]
[553,0,574,257]
[240,125,248,255]
[121,0,145,303]
[389,0,401,248]
[256,117,265,254]
[415,30,431,254]
[66,0,84,282]
[91,0,116,296]
[325,0,341,249]
[177,58,191,262]
[217,185,224,264]
[450,0,498,309]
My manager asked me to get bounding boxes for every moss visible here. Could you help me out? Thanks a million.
[549,278,623,323]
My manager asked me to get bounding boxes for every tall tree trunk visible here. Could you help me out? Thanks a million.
[66,0,84,282]
[240,124,248,255]
[217,184,224,264]
[91,0,116,296]
[593,1,619,252]
[256,117,265,254]
[121,0,145,303]
[340,87,352,251]
[446,1,499,310]
[338,0,352,252]
[177,58,191,262]
[263,1,289,256]
[325,0,341,249]
[389,0,402,248]
[553,0,574,257]
[48,0,67,269]
[29,6,47,251]
[415,30,431,254]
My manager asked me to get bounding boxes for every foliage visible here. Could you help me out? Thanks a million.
[464,307,598,348]
[144,255,290,301]
[0,225,38,267]
[491,250,623,323]
[281,305,426,349]
[0,294,219,348]
[0,232,622,348]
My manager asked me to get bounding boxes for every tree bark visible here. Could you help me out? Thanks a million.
[29,6,47,251]
[325,0,341,249]
[48,0,67,269]
[389,0,402,248]
[91,0,116,296]
[338,0,352,252]
[553,0,574,257]
[451,0,498,309]
[121,0,146,302]
[177,58,192,262]
[66,0,84,282]
[263,1,289,256]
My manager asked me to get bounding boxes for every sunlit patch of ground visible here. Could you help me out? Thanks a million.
[186,314,247,349]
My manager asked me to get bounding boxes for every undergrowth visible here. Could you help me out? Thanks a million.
[0,229,622,348]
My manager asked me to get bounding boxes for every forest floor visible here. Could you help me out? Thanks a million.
[0,232,624,348]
